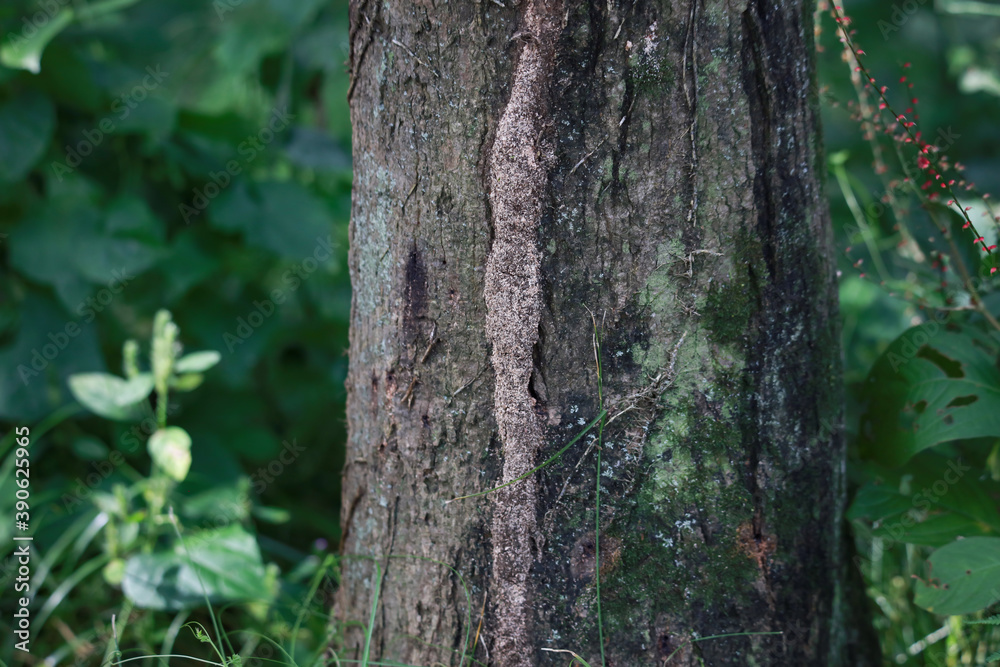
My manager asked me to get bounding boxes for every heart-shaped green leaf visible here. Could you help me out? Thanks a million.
[859,324,1000,466]
[122,524,268,610]
[914,537,1000,615]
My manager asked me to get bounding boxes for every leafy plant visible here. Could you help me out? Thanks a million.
[0,0,351,660]
[13,309,347,667]
[65,310,274,610]
[857,324,1000,468]
[822,0,1000,660]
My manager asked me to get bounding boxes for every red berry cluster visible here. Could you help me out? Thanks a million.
[823,1,1000,322]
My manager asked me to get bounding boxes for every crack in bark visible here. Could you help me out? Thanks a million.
[483,1,561,664]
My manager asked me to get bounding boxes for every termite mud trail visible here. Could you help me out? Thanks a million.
[483,0,562,664]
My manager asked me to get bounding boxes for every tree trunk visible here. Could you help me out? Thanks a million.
[336,0,879,664]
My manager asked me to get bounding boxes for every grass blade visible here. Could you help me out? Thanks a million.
[362,563,382,667]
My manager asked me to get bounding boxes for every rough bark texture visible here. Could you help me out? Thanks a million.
[483,1,562,663]
[337,0,879,664]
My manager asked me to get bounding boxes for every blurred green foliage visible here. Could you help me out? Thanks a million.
[0,0,351,662]
[818,0,1000,663]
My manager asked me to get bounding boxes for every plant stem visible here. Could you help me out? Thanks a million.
[589,310,606,667]
[446,411,606,503]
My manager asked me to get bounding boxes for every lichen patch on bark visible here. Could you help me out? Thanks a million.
[484,1,562,664]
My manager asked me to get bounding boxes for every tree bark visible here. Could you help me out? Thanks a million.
[336,0,879,664]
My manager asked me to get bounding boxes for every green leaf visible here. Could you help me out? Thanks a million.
[214,17,289,78]
[914,537,1000,615]
[115,95,177,142]
[847,483,912,523]
[170,374,204,392]
[0,90,55,182]
[9,200,101,308]
[121,524,268,610]
[293,21,349,72]
[74,232,164,285]
[148,427,192,482]
[156,230,220,303]
[917,202,990,282]
[873,512,994,547]
[858,324,1000,466]
[10,198,164,310]
[211,181,335,259]
[35,45,103,112]
[0,294,106,421]
[210,0,326,80]
[0,0,146,75]
[68,372,153,421]
[178,480,249,523]
[849,451,1000,548]
[174,351,221,374]
[105,196,166,244]
[0,8,74,73]
[907,454,1000,531]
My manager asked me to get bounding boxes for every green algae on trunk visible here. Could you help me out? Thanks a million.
[337,0,878,663]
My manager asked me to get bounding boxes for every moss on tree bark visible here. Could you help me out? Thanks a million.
[336,0,880,664]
